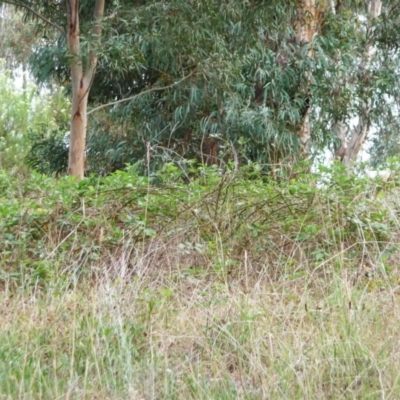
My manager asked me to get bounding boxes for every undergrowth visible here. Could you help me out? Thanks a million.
[1,162,400,399]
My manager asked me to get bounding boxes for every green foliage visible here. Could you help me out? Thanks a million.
[93,0,400,171]
[0,4,37,71]
[90,0,313,170]
[1,162,400,399]
[0,70,32,170]
[0,0,360,174]
[0,67,69,173]
[25,125,69,176]
[3,0,400,174]
[0,162,397,286]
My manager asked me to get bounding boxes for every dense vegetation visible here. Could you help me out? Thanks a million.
[2,163,400,398]
[1,162,395,287]
[2,0,400,176]
[2,0,400,398]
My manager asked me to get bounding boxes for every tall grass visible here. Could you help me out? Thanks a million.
[1,163,400,399]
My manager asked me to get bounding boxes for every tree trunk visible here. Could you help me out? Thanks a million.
[294,0,323,153]
[328,2,349,161]
[334,120,348,161]
[66,0,105,180]
[341,0,382,166]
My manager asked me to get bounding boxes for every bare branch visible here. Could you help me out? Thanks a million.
[2,0,66,35]
[87,70,197,116]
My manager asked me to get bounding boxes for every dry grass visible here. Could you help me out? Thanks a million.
[2,167,400,398]
[2,245,400,399]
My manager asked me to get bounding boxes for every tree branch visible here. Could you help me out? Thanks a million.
[87,70,197,115]
[84,0,105,84]
[2,0,66,35]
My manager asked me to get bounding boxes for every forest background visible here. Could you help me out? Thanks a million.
[1,0,400,177]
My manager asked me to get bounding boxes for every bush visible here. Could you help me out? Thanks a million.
[1,162,398,286]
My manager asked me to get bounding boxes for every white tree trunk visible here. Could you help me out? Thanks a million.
[334,120,348,161]
[66,0,105,179]
[295,0,318,152]
[341,0,382,166]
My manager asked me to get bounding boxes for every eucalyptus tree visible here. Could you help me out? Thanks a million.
[1,0,106,179]
[365,1,400,166]
[85,0,327,173]
[15,0,325,175]
[331,0,383,165]
[0,3,36,77]
[66,0,104,178]
[90,0,400,173]
[318,0,400,167]
[3,0,400,177]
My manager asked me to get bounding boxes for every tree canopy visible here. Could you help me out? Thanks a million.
[2,0,400,176]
